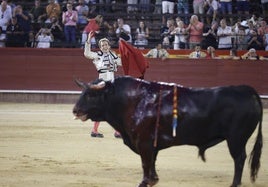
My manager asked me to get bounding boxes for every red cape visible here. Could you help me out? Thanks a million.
[119,40,148,78]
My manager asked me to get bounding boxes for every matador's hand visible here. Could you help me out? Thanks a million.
[87,31,94,42]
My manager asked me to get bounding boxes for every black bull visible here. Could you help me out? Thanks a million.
[73,76,263,187]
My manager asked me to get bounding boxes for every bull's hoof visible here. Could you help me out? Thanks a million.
[137,181,148,187]
[137,178,159,187]
[230,182,241,187]
[148,177,159,186]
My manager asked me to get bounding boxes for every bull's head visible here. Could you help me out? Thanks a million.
[73,79,108,122]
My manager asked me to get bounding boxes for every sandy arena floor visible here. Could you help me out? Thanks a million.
[0,102,267,187]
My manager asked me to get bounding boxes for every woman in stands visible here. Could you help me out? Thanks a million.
[134,20,149,48]
[81,14,103,48]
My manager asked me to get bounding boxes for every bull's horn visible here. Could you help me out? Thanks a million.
[74,79,88,89]
[89,81,106,90]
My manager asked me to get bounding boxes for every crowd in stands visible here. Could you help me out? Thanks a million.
[187,44,268,60]
[0,0,267,53]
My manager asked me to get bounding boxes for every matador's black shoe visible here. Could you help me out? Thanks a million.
[91,132,104,138]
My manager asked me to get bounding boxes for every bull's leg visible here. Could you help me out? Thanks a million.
[137,146,159,187]
[227,140,247,187]
[151,150,159,181]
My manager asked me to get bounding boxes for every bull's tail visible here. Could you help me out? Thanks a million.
[248,94,263,182]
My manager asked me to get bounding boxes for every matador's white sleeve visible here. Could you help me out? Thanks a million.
[84,42,103,70]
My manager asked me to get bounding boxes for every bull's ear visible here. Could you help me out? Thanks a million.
[89,81,106,90]
[74,79,88,89]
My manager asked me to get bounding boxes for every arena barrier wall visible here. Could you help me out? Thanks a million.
[0,48,268,106]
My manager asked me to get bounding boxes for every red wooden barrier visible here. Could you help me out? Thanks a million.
[0,48,268,95]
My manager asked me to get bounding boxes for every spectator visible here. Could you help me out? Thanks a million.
[5,16,24,47]
[70,0,78,6]
[257,20,268,44]
[171,19,188,49]
[29,0,47,24]
[217,18,233,50]
[103,20,118,47]
[153,0,162,14]
[206,46,220,59]
[241,48,259,60]
[49,16,64,47]
[99,0,112,13]
[233,21,248,50]
[62,3,78,47]
[81,14,103,48]
[245,20,256,35]
[0,0,12,32]
[248,13,259,27]
[162,0,175,24]
[188,44,207,58]
[144,43,169,60]
[258,20,267,35]
[140,0,151,13]
[28,31,35,48]
[127,0,138,13]
[192,0,205,22]
[261,0,268,18]
[161,17,175,48]
[134,20,149,48]
[13,5,32,47]
[219,0,233,25]
[0,26,6,47]
[246,29,264,50]
[204,0,219,25]
[75,0,89,28]
[236,0,249,19]
[162,0,175,15]
[88,0,97,15]
[224,48,241,60]
[35,27,54,48]
[61,0,77,12]
[45,0,61,23]
[177,0,189,24]
[186,14,204,49]
[6,0,15,12]
[201,20,218,49]
[264,33,268,51]
[260,56,268,60]
[116,18,132,43]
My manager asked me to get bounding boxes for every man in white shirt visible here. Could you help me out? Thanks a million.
[189,44,207,58]
[0,0,12,31]
[217,18,233,49]
[116,18,132,43]
[144,43,169,60]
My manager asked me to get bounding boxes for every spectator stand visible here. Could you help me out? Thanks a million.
[3,0,267,49]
